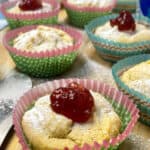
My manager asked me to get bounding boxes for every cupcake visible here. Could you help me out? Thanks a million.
[13,79,139,150]
[85,10,150,62]
[114,0,137,13]
[3,25,82,78]
[62,0,116,28]
[112,54,150,126]
[0,0,60,29]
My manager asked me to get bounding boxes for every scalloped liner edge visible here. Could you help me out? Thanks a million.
[3,25,83,58]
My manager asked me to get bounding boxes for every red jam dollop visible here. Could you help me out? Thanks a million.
[19,0,42,11]
[110,10,136,31]
[50,82,94,123]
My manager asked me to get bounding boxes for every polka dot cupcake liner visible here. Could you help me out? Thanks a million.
[62,0,116,28]
[0,0,60,29]
[13,78,139,150]
[85,14,150,62]
[3,25,82,78]
[112,54,150,126]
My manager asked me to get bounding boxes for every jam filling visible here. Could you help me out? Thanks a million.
[110,10,136,32]
[50,82,94,123]
[19,0,42,11]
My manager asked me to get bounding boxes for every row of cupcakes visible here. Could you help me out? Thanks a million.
[0,0,128,79]
[3,10,150,79]
[0,1,141,150]
[84,8,150,126]
[1,0,137,29]
[2,0,150,78]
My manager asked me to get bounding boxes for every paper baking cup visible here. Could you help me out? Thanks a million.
[112,54,150,126]
[0,0,60,29]
[85,14,150,62]
[62,0,116,28]
[114,0,136,12]
[13,78,139,150]
[3,25,82,78]
[137,13,150,26]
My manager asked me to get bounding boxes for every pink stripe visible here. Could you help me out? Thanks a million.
[93,142,101,149]
[1,0,60,20]
[13,79,139,150]
[102,140,109,148]
[62,0,116,12]
[82,144,92,150]
[3,25,82,58]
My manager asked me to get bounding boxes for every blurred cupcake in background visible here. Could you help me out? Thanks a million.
[1,0,60,29]
[62,0,116,28]
[85,10,150,62]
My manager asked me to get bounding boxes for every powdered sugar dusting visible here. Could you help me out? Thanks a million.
[128,79,150,98]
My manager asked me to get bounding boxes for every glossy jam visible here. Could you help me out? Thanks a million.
[110,10,136,31]
[19,0,42,11]
[50,82,94,123]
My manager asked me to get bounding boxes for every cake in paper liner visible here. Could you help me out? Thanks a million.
[62,0,116,28]
[13,78,139,150]
[3,25,82,78]
[112,54,150,126]
[0,0,60,29]
[85,14,150,62]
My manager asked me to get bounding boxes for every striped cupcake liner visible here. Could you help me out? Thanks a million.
[112,54,150,126]
[3,25,82,78]
[85,14,150,62]
[62,0,116,28]
[0,0,60,29]
[13,79,139,150]
[114,0,136,12]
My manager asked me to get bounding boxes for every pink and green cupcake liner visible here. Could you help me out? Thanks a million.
[3,25,82,78]
[13,79,139,150]
[1,0,60,29]
[62,0,116,28]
